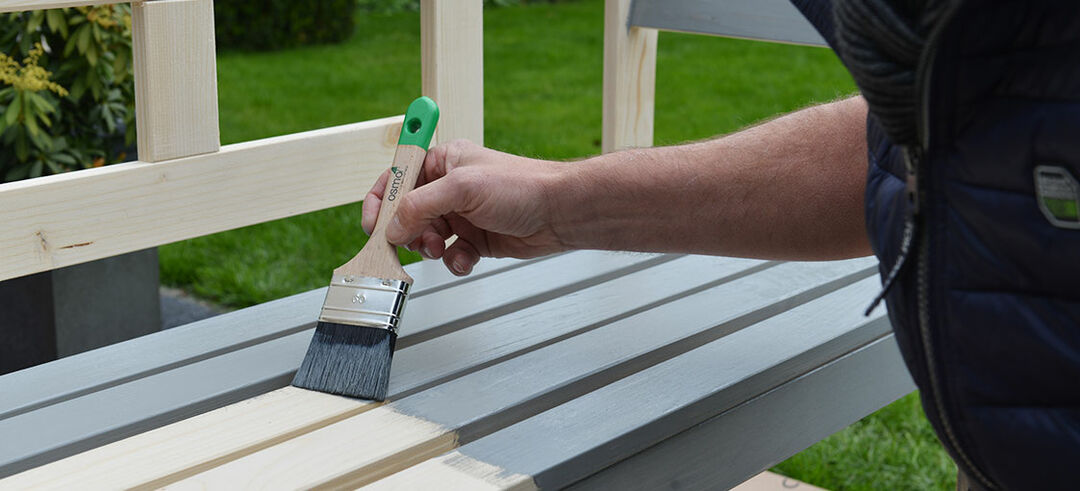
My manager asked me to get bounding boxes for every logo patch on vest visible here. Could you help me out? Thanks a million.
[1035,165,1080,229]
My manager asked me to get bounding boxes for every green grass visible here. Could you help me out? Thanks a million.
[159,0,955,487]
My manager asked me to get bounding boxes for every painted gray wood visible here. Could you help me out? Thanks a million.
[451,275,904,489]
[177,258,875,482]
[0,252,611,422]
[570,335,915,490]
[629,0,827,47]
[0,252,689,477]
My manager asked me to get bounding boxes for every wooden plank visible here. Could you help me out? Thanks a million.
[167,259,873,489]
[421,0,484,146]
[602,0,657,153]
[570,336,912,490]
[0,116,402,282]
[368,452,537,491]
[0,251,681,483]
[629,0,827,47]
[433,277,899,490]
[132,0,220,162]
[0,255,530,423]
[0,0,123,14]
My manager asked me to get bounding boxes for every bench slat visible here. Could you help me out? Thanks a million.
[629,0,826,47]
[166,259,873,489]
[379,276,904,490]
[0,253,724,484]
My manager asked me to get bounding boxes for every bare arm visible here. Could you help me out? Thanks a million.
[366,95,870,275]
[553,95,870,260]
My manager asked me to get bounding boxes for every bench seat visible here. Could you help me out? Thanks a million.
[0,251,914,489]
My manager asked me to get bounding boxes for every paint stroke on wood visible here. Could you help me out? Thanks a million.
[448,277,898,490]
[168,259,872,489]
[0,116,402,282]
[602,0,657,153]
[421,0,484,146]
[629,0,827,47]
[132,0,220,162]
[367,451,536,491]
[0,252,684,485]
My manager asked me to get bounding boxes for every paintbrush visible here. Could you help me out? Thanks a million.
[292,96,439,401]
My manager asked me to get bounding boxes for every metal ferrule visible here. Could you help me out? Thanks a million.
[318,275,410,334]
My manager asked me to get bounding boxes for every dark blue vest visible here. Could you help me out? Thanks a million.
[794,1,1080,489]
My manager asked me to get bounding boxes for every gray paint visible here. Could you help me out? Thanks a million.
[629,0,827,47]
[0,252,673,476]
[570,336,915,490]
[452,275,900,488]
[391,259,874,437]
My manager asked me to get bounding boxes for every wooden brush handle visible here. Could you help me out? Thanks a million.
[335,97,440,283]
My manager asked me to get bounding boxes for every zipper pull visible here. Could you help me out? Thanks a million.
[865,146,922,316]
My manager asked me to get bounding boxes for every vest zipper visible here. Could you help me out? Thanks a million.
[913,2,997,488]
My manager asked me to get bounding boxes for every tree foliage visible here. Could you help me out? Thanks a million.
[0,5,134,182]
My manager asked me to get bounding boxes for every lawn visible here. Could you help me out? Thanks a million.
[159,0,956,488]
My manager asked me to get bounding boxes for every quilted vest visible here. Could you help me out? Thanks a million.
[793,1,1080,489]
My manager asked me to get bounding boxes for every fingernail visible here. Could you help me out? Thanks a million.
[422,246,434,259]
[451,258,468,275]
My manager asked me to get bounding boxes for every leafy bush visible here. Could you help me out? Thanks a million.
[215,0,358,51]
[0,5,134,182]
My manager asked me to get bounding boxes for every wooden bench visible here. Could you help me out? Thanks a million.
[0,0,915,488]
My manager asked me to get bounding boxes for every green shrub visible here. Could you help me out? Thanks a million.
[214,0,357,51]
[0,5,134,182]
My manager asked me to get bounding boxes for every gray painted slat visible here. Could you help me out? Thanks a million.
[182,259,874,486]
[0,253,699,477]
[0,251,639,422]
[0,255,529,422]
[451,275,897,489]
[629,0,827,47]
[570,335,915,490]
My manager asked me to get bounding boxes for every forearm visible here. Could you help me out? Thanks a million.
[552,96,871,260]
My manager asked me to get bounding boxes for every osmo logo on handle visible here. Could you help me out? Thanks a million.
[387,166,406,201]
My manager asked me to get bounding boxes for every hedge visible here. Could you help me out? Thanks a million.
[215,0,357,51]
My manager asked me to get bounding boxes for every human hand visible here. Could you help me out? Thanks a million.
[362,140,571,276]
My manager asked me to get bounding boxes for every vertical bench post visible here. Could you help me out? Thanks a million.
[421,0,484,146]
[602,0,657,153]
[132,0,220,162]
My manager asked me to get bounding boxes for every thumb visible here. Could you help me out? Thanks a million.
[385,175,470,245]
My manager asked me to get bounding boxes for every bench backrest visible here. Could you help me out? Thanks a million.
[0,0,483,283]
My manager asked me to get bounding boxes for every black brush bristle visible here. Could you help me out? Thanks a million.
[291,321,396,401]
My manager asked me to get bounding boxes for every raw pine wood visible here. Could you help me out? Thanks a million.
[367,451,536,491]
[335,145,427,283]
[132,0,220,162]
[421,0,484,146]
[602,0,657,153]
[0,0,123,13]
[0,252,669,484]
[165,260,873,489]
[0,116,402,283]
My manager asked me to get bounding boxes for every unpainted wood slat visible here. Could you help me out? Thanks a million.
[0,116,403,282]
[0,252,691,485]
[629,0,827,47]
[0,255,529,422]
[421,0,484,146]
[602,0,657,153]
[0,0,123,13]
[168,259,873,489]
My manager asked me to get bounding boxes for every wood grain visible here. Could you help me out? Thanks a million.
[0,116,402,283]
[366,451,536,491]
[132,0,220,162]
[602,0,657,153]
[0,252,670,484]
[336,145,427,282]
[166,259,872,489]
[421,0,484,146]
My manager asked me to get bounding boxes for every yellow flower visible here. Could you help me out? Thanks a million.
[0,43,68,96]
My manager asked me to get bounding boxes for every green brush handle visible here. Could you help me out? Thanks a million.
[397,96,440,148]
